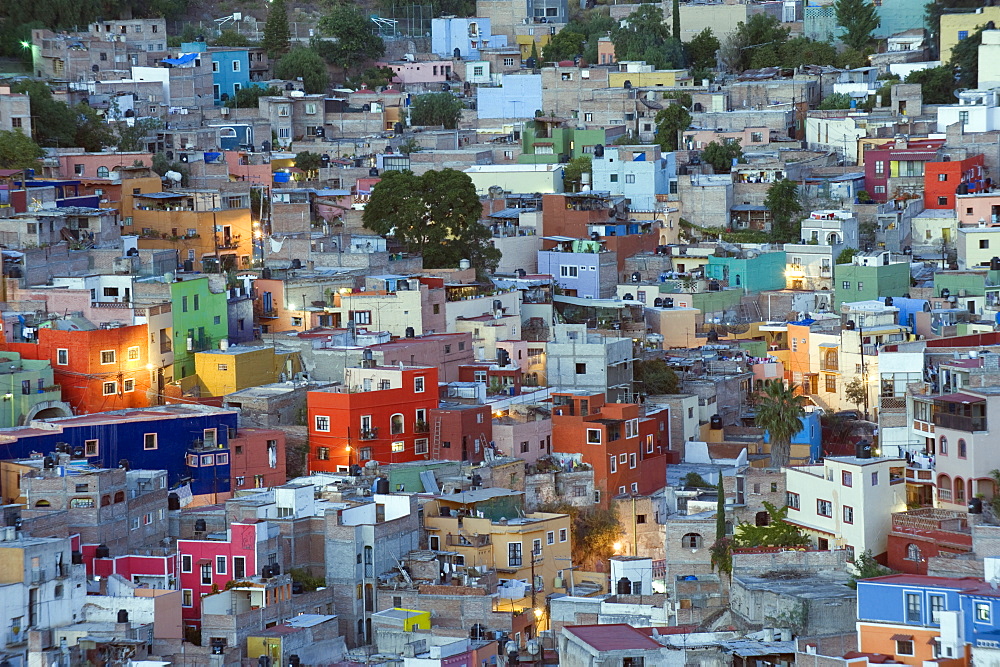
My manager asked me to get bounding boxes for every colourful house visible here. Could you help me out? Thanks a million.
[833,251,912,308]
[171,277,230,379]
[705,251,787,293]
[192,346,300,397]
[519,118,608,165]
[0,350,69,425]
[925,154,986,211]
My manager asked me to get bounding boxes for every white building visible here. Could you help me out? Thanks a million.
[783,456,907,559]
[590,145,677,211]
[800,209,859,249]
[936,90,1000,133]
[783,244,835,291]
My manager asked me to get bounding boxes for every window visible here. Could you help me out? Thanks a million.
[982,240,991,250]
[182,589,193,607]
[508,542,522,567]
[874,161,885,175]
[630,453,637,468]
[352,311,372,325]
[930,594,944,623]
[317,447,329,460]
[625,174,636,184]
[96,166,109,178]
[414,376,425,393]
[587,429,602,444]
[315,415,330,431]
[74,164,85,176]
[390,414,404,435]
[212,61,220,72]
[144,433,157,450]
[825,375,837,393]
[939,173,948,182]
[182,555,193,573]
[610,456,617,473]
[817,499,832,517]
[938,196,948,206]
[906,593,921,622]
[57,349,68,365]
[305,103,317,114]
[201,562,212,584]
[959,438,967,458]
[959,30,969,40]
[234,557,245,579]
[907,543,922,561]
[857,282,864,291]
[896,639,914,656]
[787,492,800,510]
[391,441,404,453]
[843,505,854,523]
[559,528,568,542]
[560,265,578,278]
[100,350,116,364]
[103,381,117,395]
[977,602,991,622]
[681,533,702,548]
[959,110,969,126]
[123,379,134,393]
[871,472,879,485]
[414,438,429,455]
[473,66,484,76]
[842,471,853,487]
[940,436,948,455]
[504,57,515,67]
[842,281,851,290]
[576,363,587,374]
[547,531,555,545]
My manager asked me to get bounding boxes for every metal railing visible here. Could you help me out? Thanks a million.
[359,428,378,440]
[934,414,987,432]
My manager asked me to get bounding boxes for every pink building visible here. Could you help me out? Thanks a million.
[52,152,154,179]
[224,150,272,185]
[377,61,450,85]
[177,522,267,629]
[956,192,1000,228]
[684,127,775,150]
[86,548,176,587]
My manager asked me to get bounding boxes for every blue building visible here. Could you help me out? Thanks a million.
[761,412,822,461]
[591,145,677,211]
[805,0,925,42]
[0,405,242,496]
[431,17,506,60]
[180,42,252,104]
[477,73,542,120]
[538,237,617,299]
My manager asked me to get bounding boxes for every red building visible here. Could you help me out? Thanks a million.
[6,323,152,414]
[308,366,441,471]
[885,508,972,575]
[863,138,943,203]
[924,154,987,210]
[230,427,288,492]
[177,522,268,629]
[551,391,668,508]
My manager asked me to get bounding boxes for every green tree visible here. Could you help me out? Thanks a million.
[755,379,806,469]
[683,472,711,487]
[537,502,621,570]
[348,66,396,90]
[0,130,44,170]
[410,92,465,129]
[924,0,981,57]
[836,46,870,69]
[528,40,540,67]
[844,377,868,413]
[834,0,880,51]
[115,118,162,152]
[710,475,732,576]
[612,5,685,70]
[654,104,691,152]
[989,469,1000,517]
[566,9,617,64]
[363,169,499,275]
[634,359,679,395]
[316,3,385,77]
[848,549,894,588]
[686,28,720,75]
[779,36,839,68]
[950,24,985,88]
[73,103,115,152]
[837,247,857,264]
[542,30,586,62]
[274,47,330,94]
[818,93,853,110]
[765,178,804,243]
[262,0,292,57]
[11,81,76,147]
[701,140,743,173]
[225,85,283,109]
[733,502,809,548]
[294,151,323,178]
[562,155,592,192]
[904,66,956,105]
[212,30,254,47]
[398,138,422,155]
[719,14,790,73]
[672,0,681,40]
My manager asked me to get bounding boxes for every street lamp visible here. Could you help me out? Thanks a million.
[3,392,13,427]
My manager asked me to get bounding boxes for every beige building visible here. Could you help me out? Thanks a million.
[0,87,31,138]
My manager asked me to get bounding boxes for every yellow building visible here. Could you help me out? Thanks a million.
[515,33,552,60]
[423,505,572,610]
[608,70,692,88]
[193,346,301,397]
[940,8,1000,62]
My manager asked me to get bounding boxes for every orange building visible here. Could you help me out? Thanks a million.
[924,154,986,210]
[551,390,668,508]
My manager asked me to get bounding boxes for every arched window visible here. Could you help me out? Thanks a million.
[955,477,966,503]
[219,128,238,138]
[100,495,111,507]
[681,533,702,549]
[940,435,948,455]
[907,544,922,561]
[390,413,404,435]
[937,473,951,499]
[34,499,50,507]
[114,491,125,503]
[959,439,967,458]
[725,520,734,535]
[96,166,109,178]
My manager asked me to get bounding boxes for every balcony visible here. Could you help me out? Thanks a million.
[446,534,491,547]
[29,568,46,584]
[414,421,429,434]
[6,629,25,646]
[216,234,242,250]
[934,414,988,432]
[359,428,378,440]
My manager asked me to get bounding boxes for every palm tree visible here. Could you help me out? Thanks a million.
[756,380,806,469]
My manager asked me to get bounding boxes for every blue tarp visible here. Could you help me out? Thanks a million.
[162,53,198,66]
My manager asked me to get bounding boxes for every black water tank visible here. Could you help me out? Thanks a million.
[289,656,301,667]
[95,544,110,559]
[591,231,600,241]
[855,440,872,459]
[183,259,194,272]
[194,518,207,533]
[845,320,856,330]
[262,267,272,279]
[261,565,272,579]
[941,288,951,299]
[291,258,302,269]
[270,563,281,575]
[375,477,390,494]
[292,581,304,594]
[168,492,180,510]
[616,576,631,594]
[884,296,894,307]
[991,257,1000,271]
[970,497,984,514]
[653,297,664,307]
[516,268,527,278]
[369,167,379,177]
[405,326,415,338]
[117,609,129,623]
[118,458,130,471]
[594,144,604,158]
[664,297,674,308]
[43,456,54,469]
[710,414,723,430]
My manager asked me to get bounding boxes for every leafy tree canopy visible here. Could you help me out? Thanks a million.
[834,0,880,51]
[11,81,76,148]
[654,104,691,152]
[274,47,330,95]
[683,472,712,488]
[73,103,115,152]
[564,9,617,65]
[115,118,162,153]
[765,179,804,243]
[347,66,397,91]
[563,155,592,192]
[225,85,283,109]
[410,92,465,129]
[261,0,292,58]
[818,93,853,110]
[720,14,790,73]
[950,24,986,89]
[702,140,744,173]
[685,28,720,75]
[363,169,499,275]
[848,549,895,588]
[316,3,385,75]
[904,66,957,105]
[294,151,323,175]
[635,359,680,395]
[543,30,587,63]
[612,5,685,70]
[755,379,805,468]
[0,130,45,170]
[537,501,621,570]
[212,30,255,47]
[733,502,809,548]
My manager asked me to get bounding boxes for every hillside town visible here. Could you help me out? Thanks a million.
[3,0,1000,664]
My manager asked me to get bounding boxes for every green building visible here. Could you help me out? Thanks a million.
[933,269,1000,299]
[518,118,608,165]
[0,351,70,426]
[705,251,787,293]
[171,277,229,379]
[834,254,911,308]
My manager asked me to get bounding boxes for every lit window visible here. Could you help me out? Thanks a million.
[391,441,405,453]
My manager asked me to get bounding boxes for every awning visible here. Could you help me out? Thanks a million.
[890,635,913,642]
[935,392,985,404]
